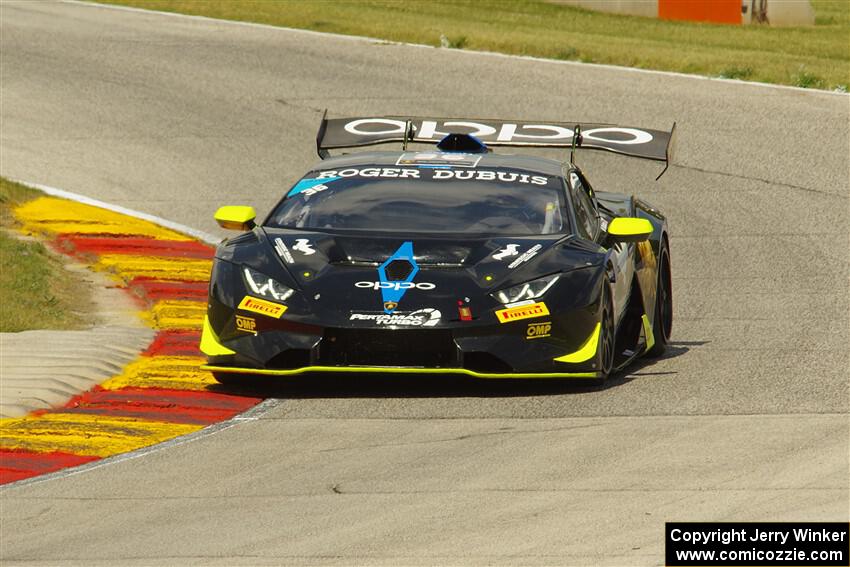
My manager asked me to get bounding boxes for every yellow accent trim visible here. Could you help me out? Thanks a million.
[0,413,201,457]
[642,314,655,352]
[214,205,256,231]
[237,296,286,319]
[201,364,600,380]
[495,301,549,324]
[553,322,601,364]
[200,315,235,356]
[608,217,653,241]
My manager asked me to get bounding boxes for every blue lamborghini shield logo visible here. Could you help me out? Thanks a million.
[377,241,419,314]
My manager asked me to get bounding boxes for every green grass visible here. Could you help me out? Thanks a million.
[0,178,91,332]
[97,0,849,90]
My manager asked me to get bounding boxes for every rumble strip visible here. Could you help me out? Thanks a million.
[0,193,261,484]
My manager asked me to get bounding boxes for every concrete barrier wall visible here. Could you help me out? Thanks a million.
[554,0,657,18]
[766,0,815,26]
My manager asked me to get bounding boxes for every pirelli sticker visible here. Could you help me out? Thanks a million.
[238,296,287,319]
[495,302,549,324]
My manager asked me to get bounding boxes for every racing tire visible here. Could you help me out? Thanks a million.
[598,282,616,381]
[646,238,672,357]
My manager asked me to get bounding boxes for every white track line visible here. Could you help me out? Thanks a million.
[62,0,847,97]
[12,180,220,244]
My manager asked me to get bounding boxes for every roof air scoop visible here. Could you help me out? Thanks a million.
[436,133,490,154]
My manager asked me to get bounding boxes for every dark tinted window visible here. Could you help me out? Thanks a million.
[267,166,567,236]
[569,171,598,240]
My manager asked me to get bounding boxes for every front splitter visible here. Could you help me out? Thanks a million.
[201,364,601,380]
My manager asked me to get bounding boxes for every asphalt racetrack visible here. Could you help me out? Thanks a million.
[1,1,848,565]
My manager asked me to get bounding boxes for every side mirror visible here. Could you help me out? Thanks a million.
[607,217,653,243]
[214,206,256,231]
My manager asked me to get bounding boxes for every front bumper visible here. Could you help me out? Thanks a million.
[201,307,604,379]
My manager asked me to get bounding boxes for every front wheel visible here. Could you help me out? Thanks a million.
[646,239,672,357]
[597,283,615,380]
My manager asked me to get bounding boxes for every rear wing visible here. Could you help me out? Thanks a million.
[316,113,677,177]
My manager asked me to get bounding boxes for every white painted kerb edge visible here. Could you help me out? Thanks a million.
[12,179,220,245]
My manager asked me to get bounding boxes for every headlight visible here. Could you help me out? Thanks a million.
[491,274,559,305]
[242,267,294,302]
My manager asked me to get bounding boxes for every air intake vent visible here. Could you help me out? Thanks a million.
[319,329,459,367]
[437,133,489,153]
[385,259,414,281]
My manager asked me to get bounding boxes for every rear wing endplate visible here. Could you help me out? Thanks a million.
[316,113,677,177]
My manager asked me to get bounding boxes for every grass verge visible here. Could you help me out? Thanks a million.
[0,178,91,332]
[96,0,848,90]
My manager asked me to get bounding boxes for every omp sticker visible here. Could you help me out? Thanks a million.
[238,296,287,319]
[495,302,549,324]
[526,321,552,340]
[288,177,341,197]
[493,244,520,260]
[508,244,543,269]
[235,315,257,335]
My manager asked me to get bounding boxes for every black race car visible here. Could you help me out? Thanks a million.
[200,115,675,383]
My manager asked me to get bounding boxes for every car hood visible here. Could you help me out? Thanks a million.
[256,228,599,322]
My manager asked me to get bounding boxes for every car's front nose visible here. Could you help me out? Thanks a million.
[202,257,606,378]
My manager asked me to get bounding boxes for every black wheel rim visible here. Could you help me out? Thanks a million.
[658,250,673,341]
[600,304,614,374]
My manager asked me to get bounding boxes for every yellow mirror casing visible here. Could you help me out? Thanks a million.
[214,206,256,231]
[607,217,653,243]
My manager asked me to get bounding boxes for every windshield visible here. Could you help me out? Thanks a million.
[266,166,568,236]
